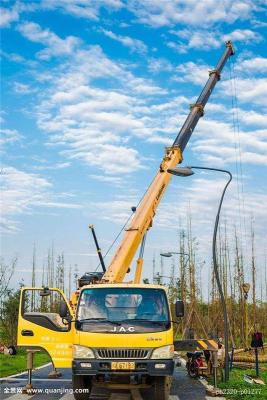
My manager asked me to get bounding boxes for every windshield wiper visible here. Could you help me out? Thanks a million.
[78,318,121,325]
[121,319,168,325]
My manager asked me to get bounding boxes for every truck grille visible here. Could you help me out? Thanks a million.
[96,348,150,359]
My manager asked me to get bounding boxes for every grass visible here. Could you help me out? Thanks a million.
[0,348,51,378]
[214,365,267,400]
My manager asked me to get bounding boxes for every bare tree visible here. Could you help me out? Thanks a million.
[0,257,17,304]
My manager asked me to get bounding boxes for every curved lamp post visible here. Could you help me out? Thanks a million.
[160,251,190,262]
[168,165,232,382]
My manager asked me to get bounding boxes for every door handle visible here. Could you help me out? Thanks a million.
[21,330,34,336]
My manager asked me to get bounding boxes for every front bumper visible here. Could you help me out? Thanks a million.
[72,359,174,376]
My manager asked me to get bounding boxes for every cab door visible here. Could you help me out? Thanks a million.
[17,287,74,368]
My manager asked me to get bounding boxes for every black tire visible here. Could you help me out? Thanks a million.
[72,375,92,400]
[188,361,198,378]
[153,376,172,400]
[8,346,16,356]
[186,360,190,373]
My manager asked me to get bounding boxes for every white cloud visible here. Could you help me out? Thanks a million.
[169,30,220,53]
[0,166,81,233]
[174,61,209,85]
[0,2,37,28]
[27,43,172,175]
[147,135,172,145]
[6,0,259,31]
[92,196,139,225]
[127,0,257,27]
[168,28,262,53]
[14,82,32,94]
[29,38,266,179]
[222,29,262,43]
[236,56,267,73]
[90,174,123,186]
[191,117,267,166]
[220,78,267,105]
[41,0,123,20]
[166,41,187,54]
[39,44,162,95]
[63,143,142,174]
[148,58,174,73]
[1,166,51,232]
[11,27,265,182]
[37,82,146,174]
[0,50,25,63]
[173,59,267,107]
[0,128,22,148]
[17,22,81,59]
[251,19,267,28]
[101,29,147,53]
[237,110,267,127]
[33,162,71,171]
[0,4,19,28]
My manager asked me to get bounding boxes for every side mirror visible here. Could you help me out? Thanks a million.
[59,300,69,318]
[175,300,184,318]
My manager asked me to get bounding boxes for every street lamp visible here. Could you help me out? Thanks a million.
[168,165,232,382]
[157,274,173,279]
[160,251,190,261]
[160,252,190,318]
[160,252,173,257]
[160,252,189,286]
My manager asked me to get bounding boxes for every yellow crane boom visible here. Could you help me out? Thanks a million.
[103,41,234,284]
[103,145,182,283]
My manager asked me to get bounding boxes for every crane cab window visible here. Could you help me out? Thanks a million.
[22,289,70,332]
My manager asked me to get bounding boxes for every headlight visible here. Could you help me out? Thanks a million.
[151,345,174,359]
[73,345,95,359]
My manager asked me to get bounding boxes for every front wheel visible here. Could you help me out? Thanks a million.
[72,375,92,400]
[153,376,172,400]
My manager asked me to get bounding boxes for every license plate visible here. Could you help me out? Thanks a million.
[111,362,135,370]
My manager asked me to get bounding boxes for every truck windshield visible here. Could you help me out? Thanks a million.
[76,287,170,333]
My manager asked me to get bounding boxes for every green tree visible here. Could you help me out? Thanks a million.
[0,288,21,345]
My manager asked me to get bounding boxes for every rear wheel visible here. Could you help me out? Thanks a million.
[188,361,198,378]
[153,376,171,400]
[8,346,16,355]
[72,375,92,400]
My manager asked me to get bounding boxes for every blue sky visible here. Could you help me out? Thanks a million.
[1,1,267,297]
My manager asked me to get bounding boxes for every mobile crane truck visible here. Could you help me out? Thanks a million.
[17,42,234,400]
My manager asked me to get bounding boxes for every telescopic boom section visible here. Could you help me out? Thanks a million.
[102,41,234,284]
[174,41,234,151]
